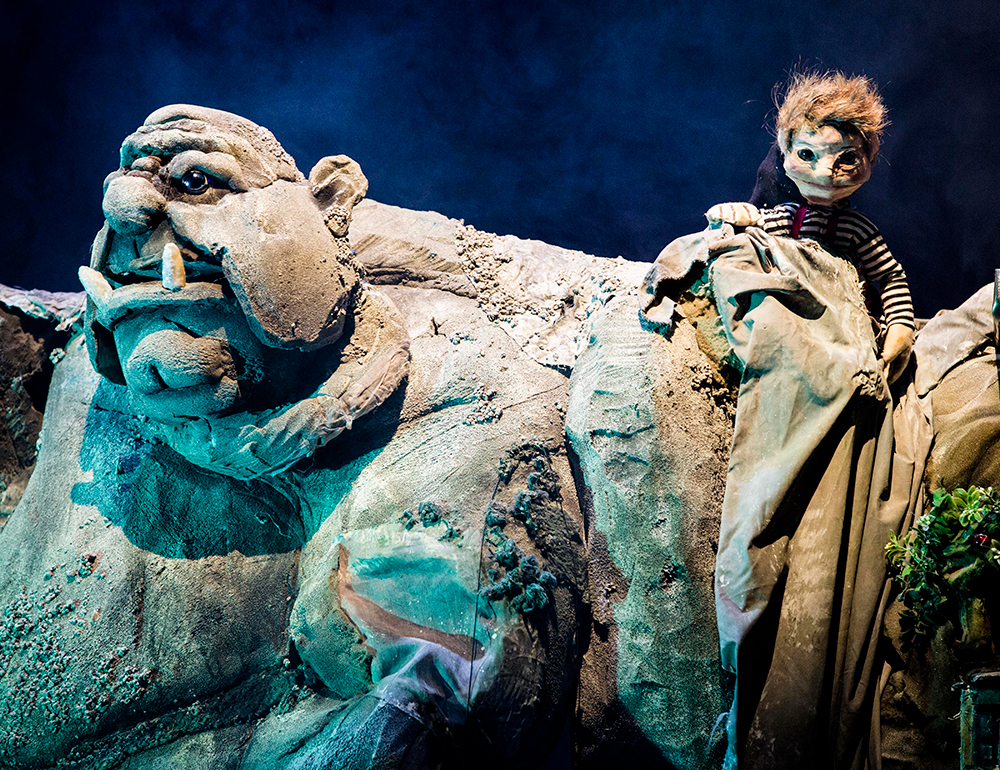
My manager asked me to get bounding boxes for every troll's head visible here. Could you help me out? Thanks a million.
[79,106,409,478]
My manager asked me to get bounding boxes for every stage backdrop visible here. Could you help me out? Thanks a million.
[2,0,998,318]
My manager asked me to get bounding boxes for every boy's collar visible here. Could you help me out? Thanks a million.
[802,198,852,210]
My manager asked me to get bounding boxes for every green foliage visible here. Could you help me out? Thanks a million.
[482,547,557,613]
[886,486,1000,649]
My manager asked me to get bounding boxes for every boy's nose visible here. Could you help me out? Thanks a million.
[813,158,837,182]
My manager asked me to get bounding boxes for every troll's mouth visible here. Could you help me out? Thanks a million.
[79,231,248,419]
[123,327,236,396]
[81,218,231,330]
[80,264,231,330]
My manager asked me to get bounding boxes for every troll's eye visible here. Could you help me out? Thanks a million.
[796,148,815,162]
[179,169,212,194]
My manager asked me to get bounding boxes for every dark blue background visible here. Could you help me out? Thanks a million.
[3,0,999,318]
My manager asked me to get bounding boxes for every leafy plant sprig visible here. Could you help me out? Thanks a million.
[885,486,1000,649]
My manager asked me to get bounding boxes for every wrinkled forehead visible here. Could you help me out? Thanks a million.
[119,104,304,183]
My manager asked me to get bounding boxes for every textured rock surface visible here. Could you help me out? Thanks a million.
[0,336,302,767]
[1,101,601,768]
[352,199,641,373]
[350,200,475,298]
[566,294,735,768]
[0,288,83,523]
[0,329,574,769]
[0,101,747,769]
[0,191,645,768]
[0,181,744,769]
[7,103,992,770]
[879,284,1000,770]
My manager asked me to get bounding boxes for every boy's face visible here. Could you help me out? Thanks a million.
[783,124,871,205]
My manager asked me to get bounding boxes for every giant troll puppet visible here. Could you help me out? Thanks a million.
[0,106,596,769]
[0,104,747,770]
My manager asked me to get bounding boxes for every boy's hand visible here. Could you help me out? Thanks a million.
[706,202,763,229]
[881,324,914,384]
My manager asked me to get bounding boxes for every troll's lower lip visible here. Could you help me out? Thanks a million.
[124,328,235,394]
[79,270,230,328]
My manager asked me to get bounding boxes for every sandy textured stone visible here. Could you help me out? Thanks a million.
[0,193,598,769]
[0,289,83,523]
[566,294,735,769]
[456,225,640,373]
[0,335,300,768]
[878,284,1000,770]
[0,103,595,769]
[350,200,475,298]
[8,103,991,770]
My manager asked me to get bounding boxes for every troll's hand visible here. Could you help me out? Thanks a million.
[881,324,914,385]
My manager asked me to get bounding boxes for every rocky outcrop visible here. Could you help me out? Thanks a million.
[879,284,1000,770]
[0,287,83,525]
[566,294,734,769]
[6,106,994,770]
[0,189,744,769]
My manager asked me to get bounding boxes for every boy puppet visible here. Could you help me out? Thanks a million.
[707,71,915,384]
[642,72,912,769]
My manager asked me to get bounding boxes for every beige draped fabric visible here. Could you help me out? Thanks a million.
[651,227,905,769]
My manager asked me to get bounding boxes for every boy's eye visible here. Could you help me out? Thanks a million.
[796,148,815,162]
[838,150,860,166]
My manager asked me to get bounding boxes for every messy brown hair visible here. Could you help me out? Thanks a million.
[775,71,888,161]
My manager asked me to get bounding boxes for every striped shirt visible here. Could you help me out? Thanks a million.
[760,202,915,330]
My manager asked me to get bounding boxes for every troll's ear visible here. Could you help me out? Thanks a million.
[309,155,369,237]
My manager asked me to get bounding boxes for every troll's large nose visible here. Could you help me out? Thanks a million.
[103,174,167,236]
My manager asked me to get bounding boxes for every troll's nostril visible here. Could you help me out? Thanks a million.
[103,174,167,236]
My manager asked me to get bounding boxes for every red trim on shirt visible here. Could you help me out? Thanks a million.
[790,204,807,238]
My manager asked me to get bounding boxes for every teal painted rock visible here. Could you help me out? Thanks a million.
[0,334,298,769]
[879,284,1000,770]
[566,294,735,769]
[0,105,744,770]
[0,288,82,522]
[0,193,610,768]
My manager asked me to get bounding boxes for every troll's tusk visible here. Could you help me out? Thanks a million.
[162,242,187,291]
[78,266,113,312]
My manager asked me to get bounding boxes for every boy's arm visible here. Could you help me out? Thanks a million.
[854,220,915,331]
[705,202,763,228]
[852,218,915,384]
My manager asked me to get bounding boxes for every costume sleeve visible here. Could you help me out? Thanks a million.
[760,204,794,236]
[853,223,915,330]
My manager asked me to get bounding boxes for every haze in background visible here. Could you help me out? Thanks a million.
[3,0,997,317]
